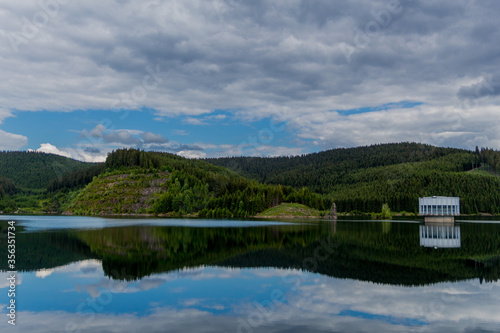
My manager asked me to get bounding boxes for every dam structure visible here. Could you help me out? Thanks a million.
[419,196,460,224]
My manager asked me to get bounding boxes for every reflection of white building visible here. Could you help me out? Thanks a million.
[419,225,461,248]
[419,196,460,223]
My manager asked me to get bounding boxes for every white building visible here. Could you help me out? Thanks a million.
[419,196,460,216]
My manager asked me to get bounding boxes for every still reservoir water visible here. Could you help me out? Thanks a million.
[1,215,500,332]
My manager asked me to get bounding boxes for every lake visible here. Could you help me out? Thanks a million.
[1,215,500,332]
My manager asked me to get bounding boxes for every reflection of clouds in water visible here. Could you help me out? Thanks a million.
[287,276,500,328]
[34,264,500,325]
[181,298,226,311]
[169,287,187,294]
[1,304,499,333]
[35,269,54,279]
[78,277,166,299]
[2,264,499,332]
[72,265,248,299]
[251,268,306,279]
[0,272,22,288]
[34,260,103,280]
[172,266,246,281]
[80,266,99,274]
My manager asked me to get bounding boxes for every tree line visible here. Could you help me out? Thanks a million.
[71,149,330,217]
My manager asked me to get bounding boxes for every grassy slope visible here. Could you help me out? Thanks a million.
[257,203,322,218]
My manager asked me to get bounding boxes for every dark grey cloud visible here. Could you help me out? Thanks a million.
[1,0,500,152]
[84,147,101,154]
[81,125,169,148]
[103,131,142,145]
[140,132,168,144]
[147,144,204,153]
[457,74,500,100]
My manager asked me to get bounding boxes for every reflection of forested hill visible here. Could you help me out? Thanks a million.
[215,246,499,286]
[0,222,95,271]
[1,221,499,286]
[215,248,459,286]
[79,225,324,280]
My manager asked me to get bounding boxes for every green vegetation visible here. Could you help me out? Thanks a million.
[69,169,170,215]
[69,149,329,217]
[2,143,500,216]
[0,151,91,189]
[257,203,323,218]
[0,151,100,214]
[207,143,500,215]
[370,203,392,219]
[206,143,473,192]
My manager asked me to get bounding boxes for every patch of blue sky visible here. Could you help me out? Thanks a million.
[2,108,298,153]
[335,101,423,116]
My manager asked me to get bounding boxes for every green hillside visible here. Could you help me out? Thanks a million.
[257,203,323,218]
[0,151,92,189]
[206,143,474,192]
[0,151,102,213]
[2,143,500,216]
[0,176,17,196]
[69,149,329,217]
[206,143,500,214]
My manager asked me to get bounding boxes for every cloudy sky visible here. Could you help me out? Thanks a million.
[1,0,499,161]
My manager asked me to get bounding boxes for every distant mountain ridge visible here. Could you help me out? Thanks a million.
[206,142,500,214]
[0,151,93,189]
[205,142,473,192]
[1,143,500,215]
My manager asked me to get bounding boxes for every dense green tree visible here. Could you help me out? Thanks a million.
[0,151,91,189]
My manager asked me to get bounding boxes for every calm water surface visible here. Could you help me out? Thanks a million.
[1,215,500,332]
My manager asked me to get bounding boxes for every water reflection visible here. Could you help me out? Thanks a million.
[419,225,461,248]
[2,218,500,286]
[1,217,500,332]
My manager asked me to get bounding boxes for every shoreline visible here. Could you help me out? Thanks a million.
[2,211,499,220]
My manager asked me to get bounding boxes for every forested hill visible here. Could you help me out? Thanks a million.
[2,144,500,215]
[206,142,500,214]
[205,143,475,193]
[0,151,93,189]
[69,149,329,217]
[0,176,17,197]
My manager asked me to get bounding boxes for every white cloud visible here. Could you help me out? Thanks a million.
[35,269,54,279]
[177,150,207,159]
[34,142,107,162]
[36,143,72,158]
[0,129,28,150]
[0,108,14,124]
[287,104,500,151]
